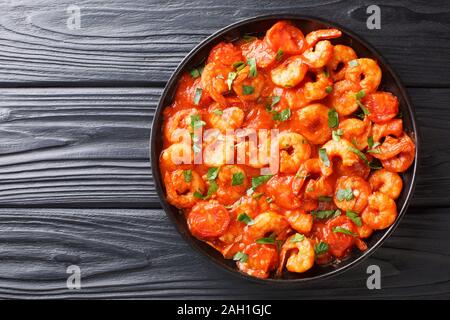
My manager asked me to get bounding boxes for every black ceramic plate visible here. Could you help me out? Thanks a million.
[151,14,419,283]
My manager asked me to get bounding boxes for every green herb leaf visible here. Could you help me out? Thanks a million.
[348,59,359,67]
[367,136,375,149]
[271,95,281,108]
[227,72,237,90]
[190,68,201,78]
[319,148,330,167]
[314,241,329,255]
[291,233,305,243]
[332,129,343,142]
[318,196,332,202]
[312,209,341,219]
[237,212,254,225]
[346,210,362,227]
[190,114,205,129]
[273,108,291,121]
[328,109,339,128]
[193,191,204,199]
[242,35,257,43]
[355,90,366,100]
[232,61,246,70]
[233,251,249,263]
[357,100,370,115]
[336,187,354,201]
[251,175,273,189]
[231,172,245,186]
[325,86,333,94]
[242,85,254,95]
[206,180,218,197]
[256,236,276,244]
[193,88,202,105]
[212,109,223,116]
[332,226,357,237]
[247,57,257,77]
[183,170,192,183]
[348,146,368,163]
[192,142,202,154]
[206,167,220,181]
[276,49,284,61]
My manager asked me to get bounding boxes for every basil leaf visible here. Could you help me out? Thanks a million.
[233,251,248,263]
[193,88,202,105]
[227,72,237,90]
[247,57,257,77]
[346,210,362,227]
[348,146,368,163]
[336,187,354,201]
[291,233,305,243]
[207,167,220,181]
[332,226,357,237]
[237,212,254,225]
[271,95,281,107]
[314,241,329,255]
[273,108,291,121]
[231,172,245,186]
[312,209,341,219]
[183,170,192,183]
[251,175,273,189]
[232,61,245,70]
[319,148,330,167]
[328,109,339,128]
[242,85,254,95]
[276,49,283,61]
[367,136,375,149]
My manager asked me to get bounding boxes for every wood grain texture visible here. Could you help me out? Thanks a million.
[0,87,448,207]
[0,206,448,299]
[0,0,449,86]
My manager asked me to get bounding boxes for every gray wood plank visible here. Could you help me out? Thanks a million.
[0,87,448,207]
[0,0,449,86]
[0,206,447,299]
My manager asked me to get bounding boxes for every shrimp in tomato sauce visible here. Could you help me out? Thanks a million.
[159,21,416,279]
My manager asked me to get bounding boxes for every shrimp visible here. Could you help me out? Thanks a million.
[278,235,315,274]
[321,139,360,174]
[202,130,235,166]
[215,165,249,205]
[369,169,403,200]
[284,86,310,110]
[339,116,372,150]
[381,135,415,172]
[160,143,193,171]
[164,108,199,143]
[361,192,397,230]
[207,42,243,66]
[334,157,370,179]
[345,58,381,94]
[372,118,403,142]
[232,66,265,101]
[302,40,333,68]
[292,158,333,199]
[265,175,302,209]
[164,169,205,208]
[207,103,244,132]
[237,243,279,279]
[371,133,414,160]
[270,56,308,88]
[277,132,311,173]
[265,21,306,55]
[363,91,399,124]
[284,209,313,234]
[334,175,371,213]
[357,224,373,239]
[304,28,342,47]
[303,68,333,101]
[296,103,332,145]
[201,62,233,105]
[241,39,277,68]
[328,79,361,116]
[327,45,357,81]
[243,211,290,243]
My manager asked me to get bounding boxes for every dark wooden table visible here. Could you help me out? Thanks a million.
[0,0,449,299]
